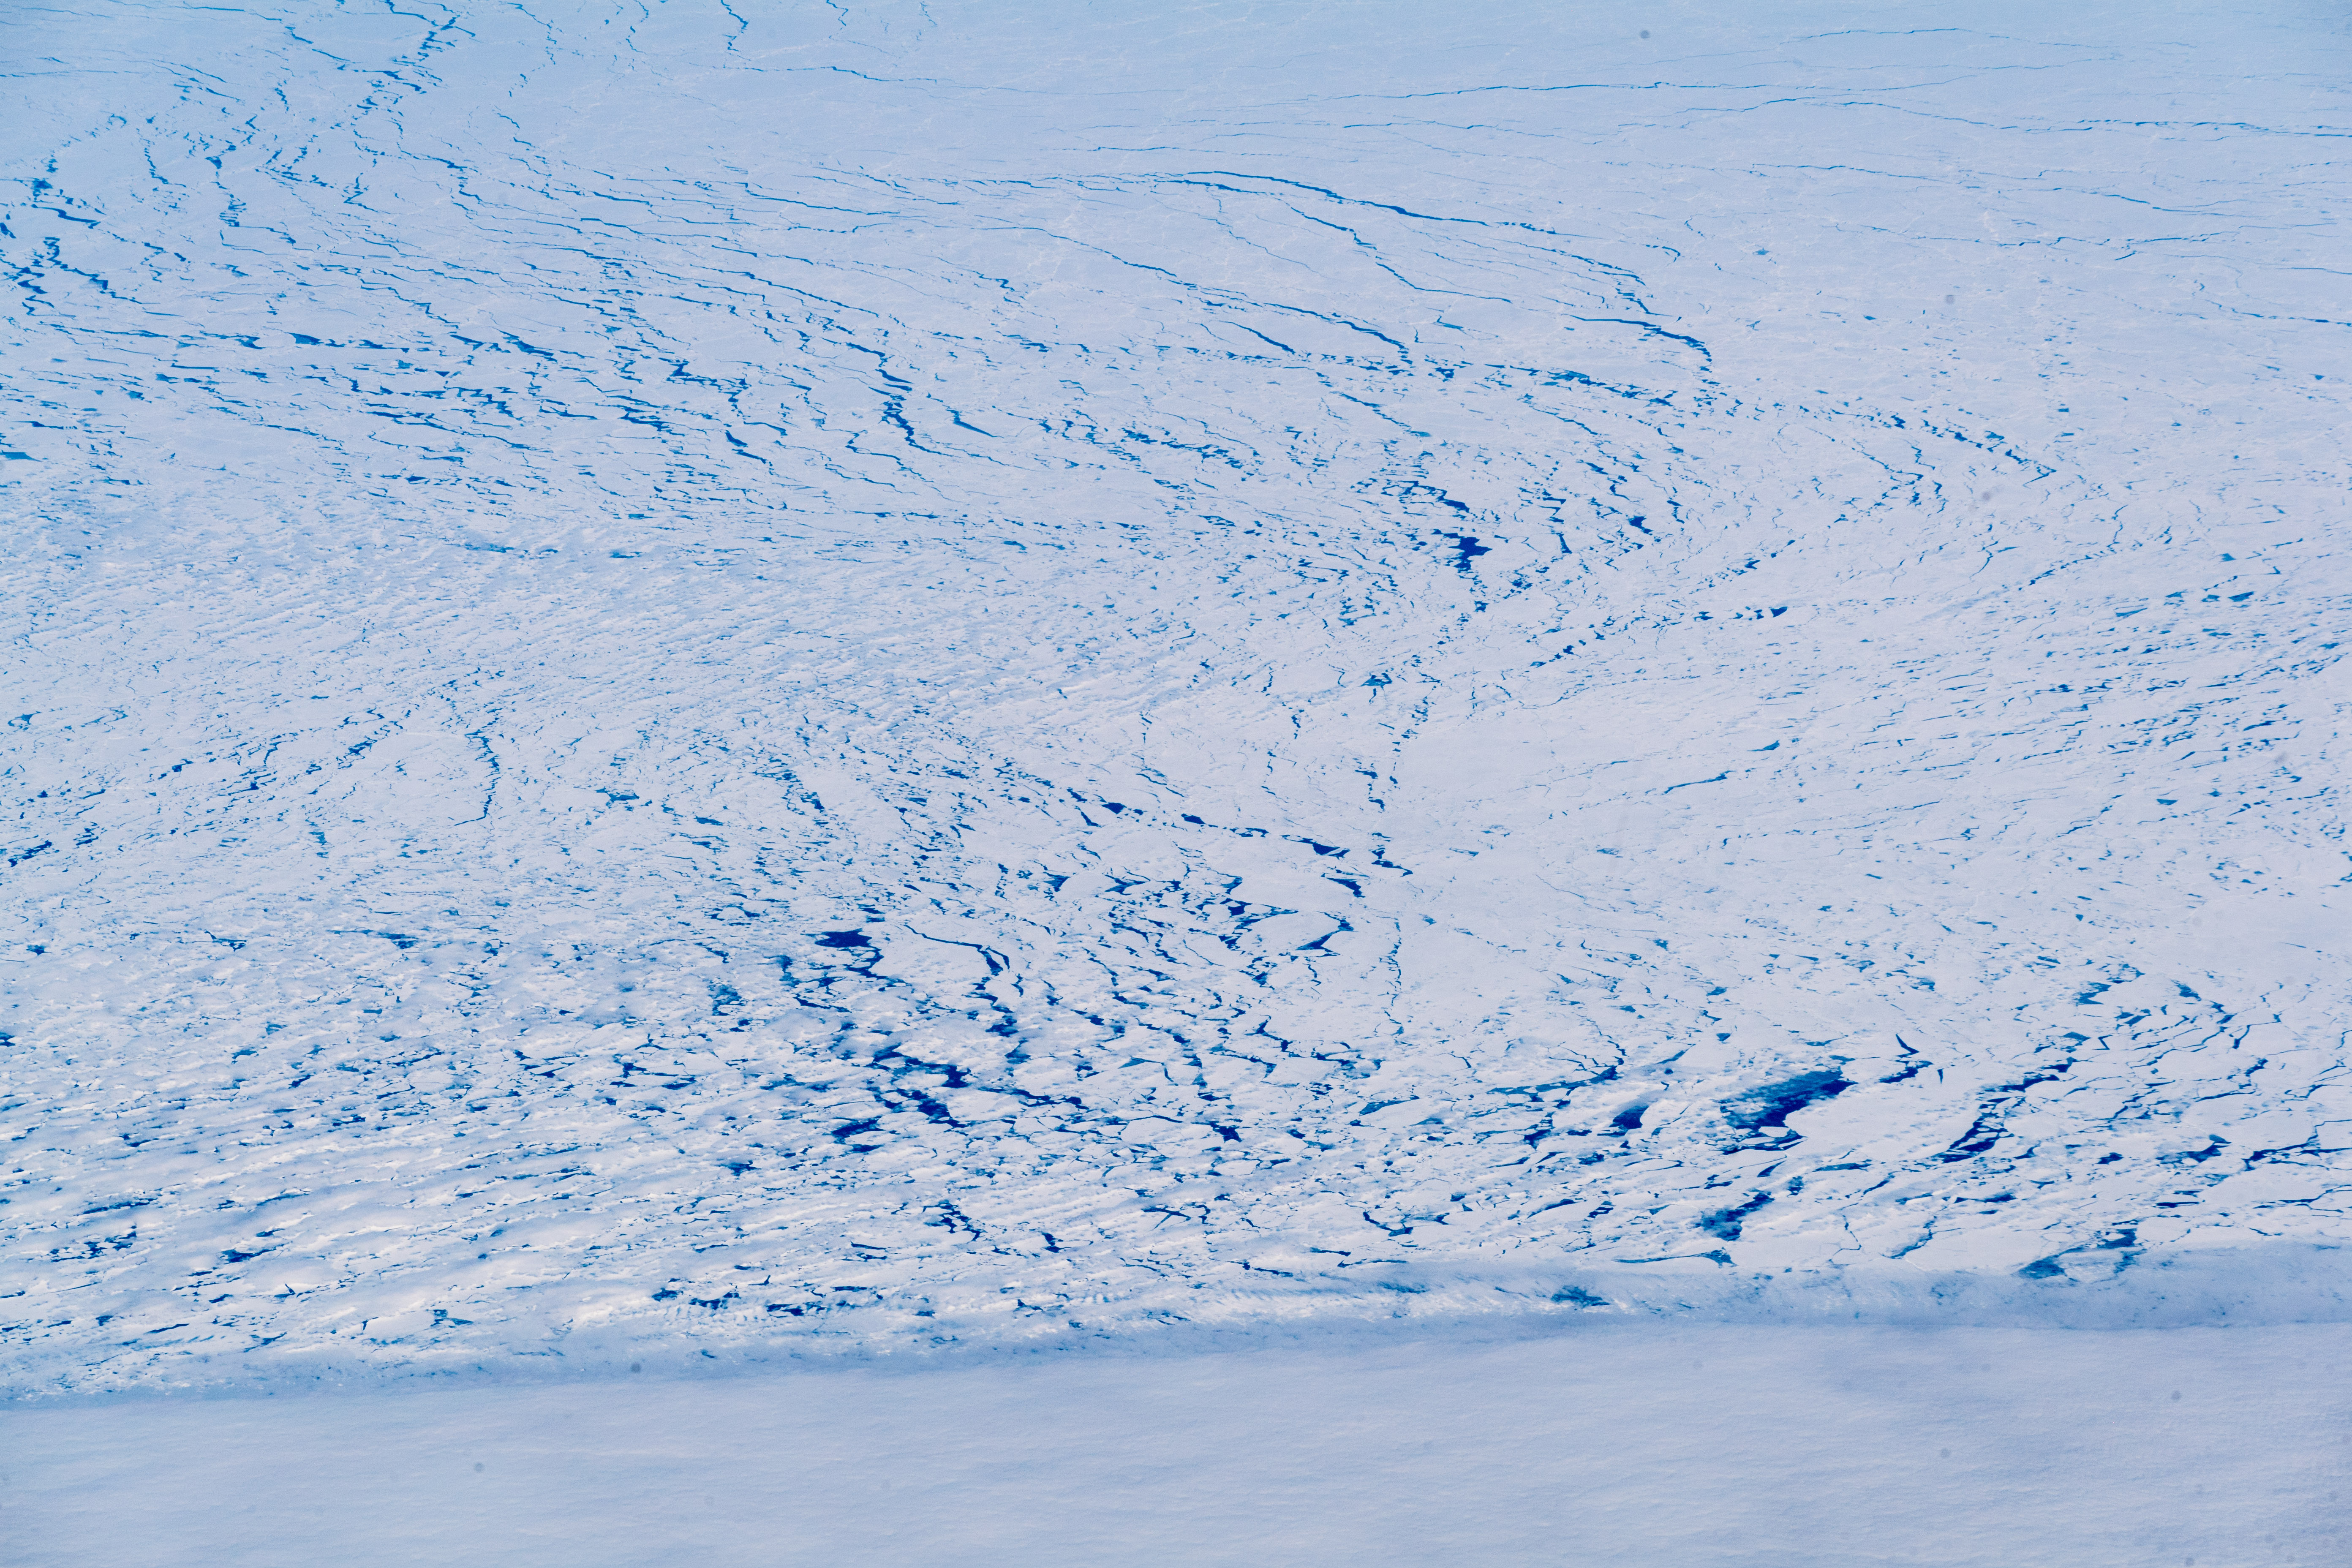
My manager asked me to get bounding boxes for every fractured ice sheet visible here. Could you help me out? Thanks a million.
[2,1,2348,1390]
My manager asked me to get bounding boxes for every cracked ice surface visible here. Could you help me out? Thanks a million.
[3,1,2349,1390]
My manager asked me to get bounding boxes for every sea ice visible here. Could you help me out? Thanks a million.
[2,0,2346,1395]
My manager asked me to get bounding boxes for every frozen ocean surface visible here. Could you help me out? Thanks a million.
[4,0,2351,1529]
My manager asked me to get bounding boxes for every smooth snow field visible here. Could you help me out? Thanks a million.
[4,0,2351,1556]
[9,1324,2350,1567]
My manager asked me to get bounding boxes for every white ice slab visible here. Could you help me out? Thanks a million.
[4,0,2348,1389]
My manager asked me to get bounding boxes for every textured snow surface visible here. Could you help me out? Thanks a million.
[9,1323,2350,1566]
[4,1,2350,1393]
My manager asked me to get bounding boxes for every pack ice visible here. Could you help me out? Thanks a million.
[3,1,2347,1394]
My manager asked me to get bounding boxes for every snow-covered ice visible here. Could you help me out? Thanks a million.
[4,0,2349,1420]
